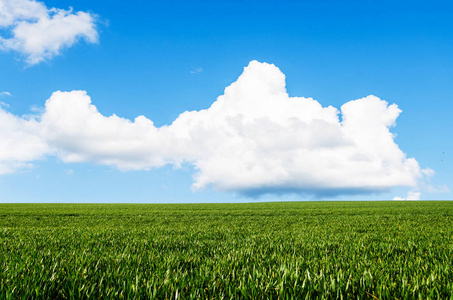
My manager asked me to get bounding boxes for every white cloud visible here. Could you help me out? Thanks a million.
[190,67,203,74]
[393,191,421,201]
[40,90,177,170]
[0,61,433,198]
[0,106,49,174]
[173,61,424,195]
[0,92,12,107]
[0,0,98,65]
[0,0,46,26]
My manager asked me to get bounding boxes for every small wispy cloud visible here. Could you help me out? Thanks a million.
[0,92,11,107]
[0,0,98,65]
[30,105,45,113]
[190,67,203,74]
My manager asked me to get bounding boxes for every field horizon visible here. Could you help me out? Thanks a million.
[2,199,450,204]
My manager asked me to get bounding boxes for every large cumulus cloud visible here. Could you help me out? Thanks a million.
[0,61,431,197]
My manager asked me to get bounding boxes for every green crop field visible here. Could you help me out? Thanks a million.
[1,201,453,299]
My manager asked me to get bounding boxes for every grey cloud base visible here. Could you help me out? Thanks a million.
[0,61,431,198]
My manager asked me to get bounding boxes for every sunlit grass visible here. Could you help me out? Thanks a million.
[1,201,452,299]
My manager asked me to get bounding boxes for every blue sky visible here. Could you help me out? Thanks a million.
[0,0,452,202]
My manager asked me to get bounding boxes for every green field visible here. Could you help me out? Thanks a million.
[1,202,453,299]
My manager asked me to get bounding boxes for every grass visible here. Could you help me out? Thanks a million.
[1,201,453,299]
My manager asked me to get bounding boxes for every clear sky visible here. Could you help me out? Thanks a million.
[0,0,452,202]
